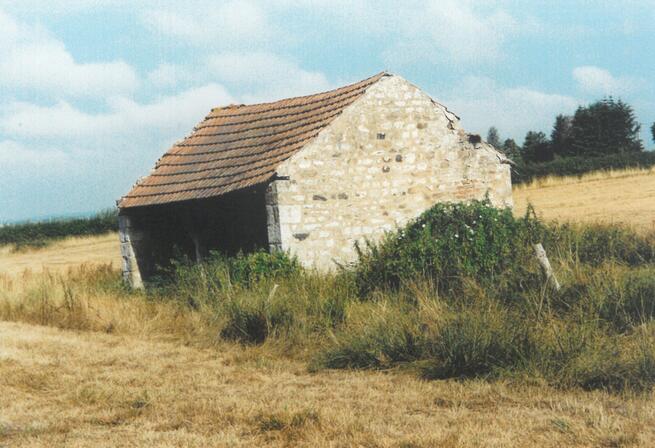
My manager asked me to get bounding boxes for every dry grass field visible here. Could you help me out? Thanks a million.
[2,320,654,447]
[2,168,655,447]
[513,167,655,231]
[0,233,121,277]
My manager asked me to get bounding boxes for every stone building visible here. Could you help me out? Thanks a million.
[118,72,512,288]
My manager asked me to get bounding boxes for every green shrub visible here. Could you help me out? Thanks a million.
[585,268,655,332]
[222,250,303,285]
[153,250,302,299]
[34,202,648,392]
[353,200,543,295]
[219,293,294,344]
[512,151,655,184]
[0,209,118,249]
[311,304,425,370]
[544,222,655,266]
[189,204,655,390]
[563,324,655,391]
[421,303,531,379]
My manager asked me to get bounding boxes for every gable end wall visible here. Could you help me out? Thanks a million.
[271,75,512,269]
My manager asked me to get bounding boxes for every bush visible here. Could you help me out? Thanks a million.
[154,250,357,346]
[312,209,655,392]
[155,250,302,298]
[421,303,531,379]
[564,324,655,391]
[583,268,655,332]
[0,209,118,249]
[544,222,655,266]
[353,200,543,295]
[219,293,295,344]
[222,250,303,285]
[7,201,655,393]
[512,151,655,184]
[312,306,425,370]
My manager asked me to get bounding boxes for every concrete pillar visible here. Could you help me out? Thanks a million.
[118,214,144,289]
[265,181,283,252]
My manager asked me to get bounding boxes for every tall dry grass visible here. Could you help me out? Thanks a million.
[0,265,220,346]
[2,202,654,393]
[3,319,653,447]
[2,203,655,446]
[513,167,655,231]
[513,166,655,191]
[0,233,122,276]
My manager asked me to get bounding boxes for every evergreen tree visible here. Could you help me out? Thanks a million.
[551,114,573,157]
[486,127,501,148]
[651,122,655,144]
[569,98,643,156]
[522,131,552,163]
[501,138,522,162]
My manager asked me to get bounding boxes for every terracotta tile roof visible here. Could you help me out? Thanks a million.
[118,72,389,208]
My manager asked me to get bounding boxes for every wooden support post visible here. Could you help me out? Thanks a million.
[533,243,560,291]
[190,231,204,263]
[265,181,282,253]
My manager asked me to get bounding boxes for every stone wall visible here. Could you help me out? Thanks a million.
[272,75,513,269]
[118,214,144,289]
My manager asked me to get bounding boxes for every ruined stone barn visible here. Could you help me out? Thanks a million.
[117,72,513,287]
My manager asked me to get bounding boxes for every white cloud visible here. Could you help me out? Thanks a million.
[143,0,274,47]
[422,0,518,62]
[206,52,332,102]
[1,59,332,142]
[0,83,236,220]
[0,0,133,15]
[442,76,581,141]
[349,0,518,65]
[0,9,139,98]
[145,52,332,101]
[147,63,193,89]
[0,41,138,98]
[1,84,235,140]
[572,66,643,95]
[270,0,521,65]
[0,139,70,170]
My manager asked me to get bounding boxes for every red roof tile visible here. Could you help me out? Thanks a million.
[118,72,388,208]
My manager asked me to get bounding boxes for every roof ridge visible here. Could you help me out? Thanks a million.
[194,87,365,132]
[210,71,389,113]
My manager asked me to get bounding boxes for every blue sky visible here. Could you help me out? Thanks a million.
[1,0,654,222]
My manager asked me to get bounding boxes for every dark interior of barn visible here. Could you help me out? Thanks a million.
[121,185,269,282]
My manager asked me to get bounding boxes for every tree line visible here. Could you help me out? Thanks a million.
[485,98,655,182]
